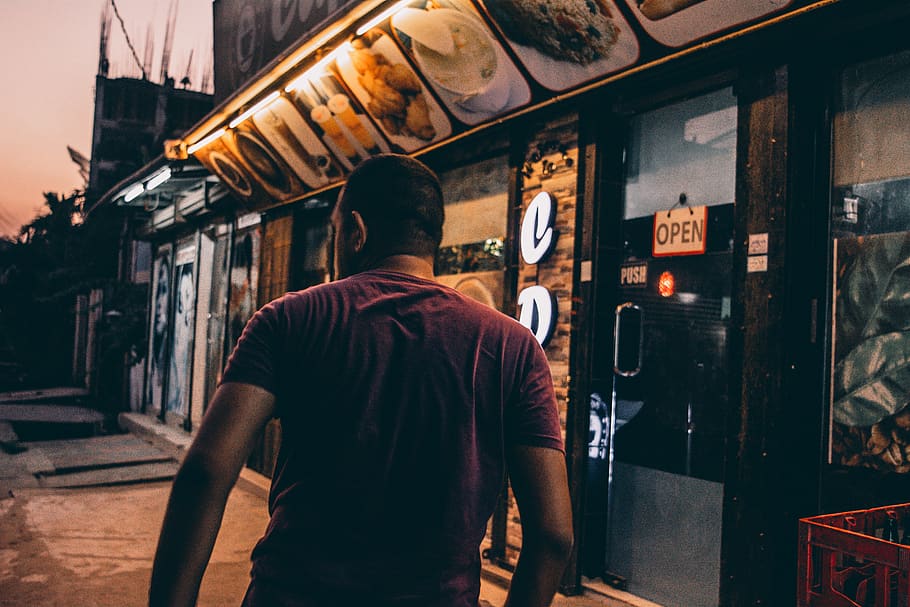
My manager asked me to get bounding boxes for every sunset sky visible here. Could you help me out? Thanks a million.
[0,0,213,238]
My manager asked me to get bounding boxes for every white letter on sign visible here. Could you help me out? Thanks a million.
[520,192,557,265]
[518,285,556,346]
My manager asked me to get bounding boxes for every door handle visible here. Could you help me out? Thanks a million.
[613,302,643,377]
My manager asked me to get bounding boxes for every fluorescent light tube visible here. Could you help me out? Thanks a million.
[146,168,172,191]
[187,128,227,155]
[229,91,281,129]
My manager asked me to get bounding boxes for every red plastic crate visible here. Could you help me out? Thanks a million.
[799,504,910,606]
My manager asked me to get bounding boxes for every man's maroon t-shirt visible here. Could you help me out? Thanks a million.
[222,269,563,606]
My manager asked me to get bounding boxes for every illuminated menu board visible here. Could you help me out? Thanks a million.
[194,0,803,208]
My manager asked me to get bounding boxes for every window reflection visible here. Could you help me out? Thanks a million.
[624,87,737,220]
[435,155,509,310]
[830,50,910,472]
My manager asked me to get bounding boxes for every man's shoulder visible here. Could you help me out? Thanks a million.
[440,286,540,347]
[270,277,353,305]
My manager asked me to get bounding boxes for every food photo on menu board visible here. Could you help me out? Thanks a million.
[622,0,794,47]
[195,136,259,201]
[223,123,306,202]
[475,0,639,92]
[196,133,291,208]
[388,0,531,126]
[334,29,452,152]
[286,72,391,171]
[251,96,345,187]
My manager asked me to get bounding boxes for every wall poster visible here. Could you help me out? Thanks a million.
[146,243,173,414]
[831,232,910,473]
[204,227,233,406]
[166,241,197,418]
[228,223,262,355]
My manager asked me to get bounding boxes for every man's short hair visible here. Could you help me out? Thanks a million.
[339,154,444,259]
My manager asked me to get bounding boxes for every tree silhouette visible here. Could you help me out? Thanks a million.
[0,189,141,397]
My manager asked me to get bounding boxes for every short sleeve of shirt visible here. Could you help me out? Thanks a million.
[505,337,564,453]
[220,300,284,395]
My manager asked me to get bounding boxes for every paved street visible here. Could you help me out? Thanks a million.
[0,407,647,607]
[1,481,265,607]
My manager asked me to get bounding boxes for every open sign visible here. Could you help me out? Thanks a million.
[653,206,708,257]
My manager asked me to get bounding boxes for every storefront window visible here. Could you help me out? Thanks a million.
[829,50,910,472]
[435,155,509,310]
[624,88,737,220]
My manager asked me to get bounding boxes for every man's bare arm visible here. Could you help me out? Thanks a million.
[504,445,574,607]
[149,382,275,607]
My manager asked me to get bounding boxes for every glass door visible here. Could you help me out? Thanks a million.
[587,88,737,606]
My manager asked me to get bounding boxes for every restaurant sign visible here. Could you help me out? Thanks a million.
[213,0,362,102]
[518,192,558,346]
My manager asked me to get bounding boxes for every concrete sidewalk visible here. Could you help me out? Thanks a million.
[118,412,658,607]
[0,409,657,606]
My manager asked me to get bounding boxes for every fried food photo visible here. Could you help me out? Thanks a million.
[348,37,436,142]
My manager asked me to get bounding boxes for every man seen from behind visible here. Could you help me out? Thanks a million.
[149,153,574,607]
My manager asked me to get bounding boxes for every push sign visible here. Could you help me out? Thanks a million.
[653,205,707,257]
[620,262,648,287]
[518,192,558,346]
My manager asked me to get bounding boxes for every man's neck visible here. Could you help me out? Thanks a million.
[367,254,436,281]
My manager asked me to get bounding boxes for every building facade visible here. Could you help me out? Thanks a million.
[100,1,910,605]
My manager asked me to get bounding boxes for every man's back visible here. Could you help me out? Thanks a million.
[222,269,562,606]
[150,154,571,607]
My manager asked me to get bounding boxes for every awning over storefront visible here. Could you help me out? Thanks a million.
[108,0,840,228]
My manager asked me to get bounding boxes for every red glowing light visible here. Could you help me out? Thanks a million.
[658,271,675,297]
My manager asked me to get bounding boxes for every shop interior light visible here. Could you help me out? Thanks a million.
[187,128,227,155]
[229,91,281,129]
[145,168,172,191]
[355,0,411,36]
[284,43,351,93]
[124,184,145,203]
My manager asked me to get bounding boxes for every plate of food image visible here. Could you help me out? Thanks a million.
[287,71,391,171]
[223,123,304,202]
[194,135,268,205]
[335,30,452,152]
[622,0,794,48]
[477,0,639,92]
[251,97,343,188]
[391,2,531,125]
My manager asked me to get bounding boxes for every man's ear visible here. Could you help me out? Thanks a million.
[350,210,367,253]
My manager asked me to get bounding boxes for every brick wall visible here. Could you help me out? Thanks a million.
[505,113,580,565]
